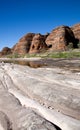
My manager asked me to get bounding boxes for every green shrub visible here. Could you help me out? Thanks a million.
[7,53,20,58]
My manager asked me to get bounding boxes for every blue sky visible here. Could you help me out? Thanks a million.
[0,0,80,50]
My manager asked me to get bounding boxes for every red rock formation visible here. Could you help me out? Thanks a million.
[29,33,48,53]
[71,23,80,42]
[71,24,80,39]
[0,23,80,56]
[1,47,11,55]
[0,52,2,57]
[46,26,76,51]
[12,33,35,54]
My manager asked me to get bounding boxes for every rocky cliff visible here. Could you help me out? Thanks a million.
[0,23,80,55]
[71,23,80,43]
[12,33,35,54]
[29,33,48,53]
[46,26,76,50]
[72,23,80,39]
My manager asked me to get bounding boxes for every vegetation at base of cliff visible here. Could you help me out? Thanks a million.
[5,49,80,59]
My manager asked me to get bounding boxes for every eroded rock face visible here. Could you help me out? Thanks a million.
[29,33,48,53]
[0,52,2,57]
[1,47,11,55]
[0,23,80,56]
[71,23,80,42]
[46,26,76,50]
[12,33,35,54]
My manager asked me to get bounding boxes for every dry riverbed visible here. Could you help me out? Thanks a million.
[0,58,80,130]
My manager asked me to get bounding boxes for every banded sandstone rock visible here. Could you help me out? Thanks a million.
[1,47,11,55]
[0,23,80,56]
[46,26,76,50]
[29,33,48,53]
[71,23,80,42]
[12,33,35,54]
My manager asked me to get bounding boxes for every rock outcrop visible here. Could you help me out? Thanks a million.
[71,23,80,42]
[0,61,80,130]
[0,62,61,130]
[29,33,48,53]
[0,52,2,57]
[46,26,76,51]
[0,23,80,56]
[0,47,11,55]
[12,33,35,54]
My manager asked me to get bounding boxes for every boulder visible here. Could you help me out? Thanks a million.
[29,33,48,53]
[12,33,35,54]
[46,26,76,51]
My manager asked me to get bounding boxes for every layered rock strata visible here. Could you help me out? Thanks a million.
[0,23,80,55]
[46,26,76,50]
[29,33,48,53]
[0,61,80,130]
[72,23,80,41]
[12,33,35,54]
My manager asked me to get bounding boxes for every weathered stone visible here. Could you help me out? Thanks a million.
[12,33,35,54]
[71,23,80,44]
[46,26,76,50]
[0,23,80,56]
[0,61,80,130]
[0,52,2,57]
[0,64,58,130]
[0,111,12,130]
[71,24,80,40]
[29,33,48,53]
[1,47,11,55]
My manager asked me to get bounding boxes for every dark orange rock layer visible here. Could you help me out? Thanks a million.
[0,23,80,55]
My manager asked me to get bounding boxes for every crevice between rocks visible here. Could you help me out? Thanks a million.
[0,111,13,130]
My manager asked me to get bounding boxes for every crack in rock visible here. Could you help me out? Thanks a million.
[0,111,12,130]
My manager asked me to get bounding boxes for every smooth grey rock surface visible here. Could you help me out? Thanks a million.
[0,60,80,130]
